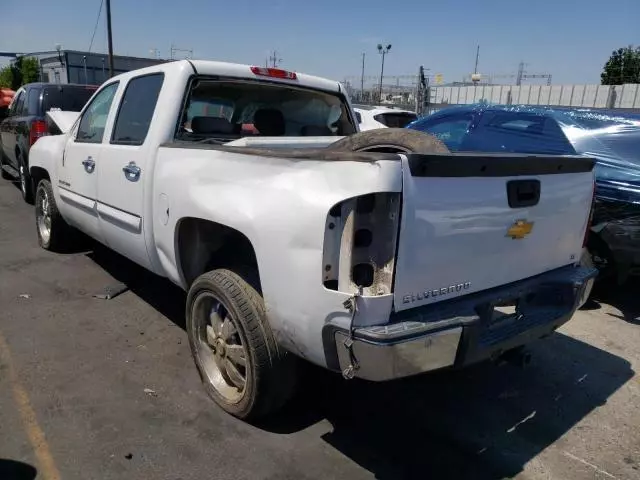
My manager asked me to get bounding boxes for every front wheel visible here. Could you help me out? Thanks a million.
[186,269,296,420]
[35,179,72,252]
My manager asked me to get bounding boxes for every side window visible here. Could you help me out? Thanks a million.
[485,113,546,135]
[421,115,473,151]
[9,91,25,117]
[76,82,119,143]
[27,88,41,116]
[111,73,164,145]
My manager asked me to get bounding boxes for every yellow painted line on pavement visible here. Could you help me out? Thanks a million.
[0,331,61,480]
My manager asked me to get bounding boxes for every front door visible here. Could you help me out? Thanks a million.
[97,73,164,270]
[57,82,119,241]
[0,89,25,170]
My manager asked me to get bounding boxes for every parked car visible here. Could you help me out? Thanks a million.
[0,83,97,202]
[353,104,417,130]
[408,104,640,285]
[29,61,596,420]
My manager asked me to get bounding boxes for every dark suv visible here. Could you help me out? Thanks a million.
[0,83,97,202]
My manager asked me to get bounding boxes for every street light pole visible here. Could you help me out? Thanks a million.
[360,53,365,102]
[377,44,391,103]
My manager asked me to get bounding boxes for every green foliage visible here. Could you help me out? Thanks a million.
[0,56,41,89]
[0,66,13,88]
[601,46,640,85]
[19,57,40,85]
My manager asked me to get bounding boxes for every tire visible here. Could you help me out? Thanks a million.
[18,154,33,204]
[0,152,11,180]
[577,248,595,308]
[587,233,617,283]
[326,127,450,154]
[35,179,72,252]
[186,268,296,420]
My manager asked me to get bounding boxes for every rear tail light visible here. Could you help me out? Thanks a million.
[250,66,297,80]
[322,193,401,295]
[29,120,48,146]
[583,179,596,248]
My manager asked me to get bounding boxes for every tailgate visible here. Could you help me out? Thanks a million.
[394,153,595,312]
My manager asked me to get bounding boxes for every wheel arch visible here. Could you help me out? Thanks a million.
[175,217,261,290]
[29,166,50,191]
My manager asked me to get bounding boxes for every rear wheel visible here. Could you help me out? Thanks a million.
[186,269,296,420]
[18,154,33,204]
[326,128,450,154]
[0,152,11,180]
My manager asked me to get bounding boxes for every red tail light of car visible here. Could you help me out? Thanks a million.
[29,120,48,146]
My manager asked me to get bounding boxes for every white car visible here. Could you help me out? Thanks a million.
[30,60,596,420]
[353,104,418,130]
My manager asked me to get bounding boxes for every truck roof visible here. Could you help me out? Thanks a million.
[106,59,343,94]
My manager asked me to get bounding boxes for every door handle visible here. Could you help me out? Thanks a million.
[82,156,95,174]
[122,161,141,182]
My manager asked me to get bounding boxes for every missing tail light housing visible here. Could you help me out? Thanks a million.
[322,193,401,295]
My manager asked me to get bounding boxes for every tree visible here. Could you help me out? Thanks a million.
[601,46,640,85]
[0,66,12,88]
[0,56,40,90]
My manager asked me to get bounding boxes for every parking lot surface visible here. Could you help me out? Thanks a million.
[0,178,639,480]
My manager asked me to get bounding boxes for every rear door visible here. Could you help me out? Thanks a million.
[58,82,119,241]
[96,73,164,270]
[393,153,594,311]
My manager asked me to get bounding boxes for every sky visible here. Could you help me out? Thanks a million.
[1,0,638,85]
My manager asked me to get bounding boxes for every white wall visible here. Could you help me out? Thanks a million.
[431,83,640,109]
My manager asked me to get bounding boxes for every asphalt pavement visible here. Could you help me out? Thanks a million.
[0,178,638,480]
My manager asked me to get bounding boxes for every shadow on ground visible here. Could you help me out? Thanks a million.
[0,459,37,480]
[87,244,635,480]
[590,279,640,325]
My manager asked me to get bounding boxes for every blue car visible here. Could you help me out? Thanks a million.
[408,104,640,283]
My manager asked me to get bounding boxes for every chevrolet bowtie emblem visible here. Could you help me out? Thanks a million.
[507,219,534,239]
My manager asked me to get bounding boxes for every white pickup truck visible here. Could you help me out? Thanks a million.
[29,60,597,420]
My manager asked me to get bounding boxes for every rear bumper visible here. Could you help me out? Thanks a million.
[323,265,597,381]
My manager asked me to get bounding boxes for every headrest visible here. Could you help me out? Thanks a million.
[254,109,285,136]
[191,116,234,135]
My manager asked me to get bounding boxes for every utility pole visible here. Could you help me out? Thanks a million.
[105,0,114,77]
[377,44,391,102]
[268,50,281,68]
[360,53,365,102]
[474,45,480,74]
[516,61,525,86]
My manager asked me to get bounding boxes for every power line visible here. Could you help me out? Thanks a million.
[88,0,105,53]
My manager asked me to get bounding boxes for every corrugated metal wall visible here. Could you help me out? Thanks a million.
[430,84,640,109]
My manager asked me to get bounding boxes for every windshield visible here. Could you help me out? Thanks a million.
[177,79,356,141]
[42,85,98,113]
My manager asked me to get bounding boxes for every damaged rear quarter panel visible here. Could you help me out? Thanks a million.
[152,146,402,367]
